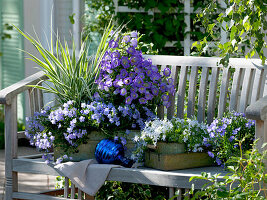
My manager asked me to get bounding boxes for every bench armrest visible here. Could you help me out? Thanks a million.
[0,71,47,105]
[246,96,267,121]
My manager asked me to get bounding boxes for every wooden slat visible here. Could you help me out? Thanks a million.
[250,68,264,104]
[197,67,209,122]
[0,71,47,105]
[229,68,243,111]
[239,68,253,113]
[167,65,179,119]
[207,68,220,124]
[64,177,69,198]
[177,66,188,118]
[71,183,75,199]
[39,88,44,109]
[13,158,227,189]
[166,65,178,119]
[157,105,164,119]
[187,66,199,118]
[176,188,182,200]
[78,189,82,200]
[13,159,60,176]
[13,192,76,200]
[33,88,40,112]
[169,187,175,198]
[28,88,34,116]
[260,69,267,98]
[218,67,230,118]
[145,55,266,69]
[5,97,18,200]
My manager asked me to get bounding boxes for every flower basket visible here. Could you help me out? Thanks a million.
[147,142,185,154]
[144,150,213,171]
[54,130,139,162]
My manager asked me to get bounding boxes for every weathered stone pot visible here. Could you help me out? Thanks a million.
[54,130,140,162]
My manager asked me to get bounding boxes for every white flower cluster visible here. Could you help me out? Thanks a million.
[139,118,173,145]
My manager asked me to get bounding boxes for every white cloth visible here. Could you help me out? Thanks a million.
[54,159,121,196]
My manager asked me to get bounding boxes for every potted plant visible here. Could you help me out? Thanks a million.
[19,22,175,163]
[133,117,213,170]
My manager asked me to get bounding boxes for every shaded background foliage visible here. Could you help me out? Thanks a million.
[83,0,211,55]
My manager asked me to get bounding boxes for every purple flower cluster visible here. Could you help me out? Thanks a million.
[204,112,255,167]
[96,31,175,111]
[25,99,157,162]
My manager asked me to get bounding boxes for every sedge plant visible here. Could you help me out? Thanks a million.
[15,21,122,106]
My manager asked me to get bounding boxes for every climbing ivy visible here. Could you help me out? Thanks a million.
[83,0,210,55]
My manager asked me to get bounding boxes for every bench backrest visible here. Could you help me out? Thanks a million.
[146,55,267,124]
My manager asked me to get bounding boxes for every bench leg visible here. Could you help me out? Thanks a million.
[4,97,18,200]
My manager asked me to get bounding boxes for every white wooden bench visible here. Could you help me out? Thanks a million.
[1,55,266,200]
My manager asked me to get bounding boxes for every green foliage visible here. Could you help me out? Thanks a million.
[96,181,168,200]
[83,0,210,55]
[206,112,255,167]
[186,140,267,199]
[193,0,267,65]
[0,23,13,56]
[15,21,119,106]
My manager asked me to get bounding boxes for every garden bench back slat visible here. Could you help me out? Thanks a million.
[145,55,267,124]
[176,66,188,119]
[218,67,230,118]
[207,67,220,124]
[197,66,209,123]
[239,68,253,113]
[229,67,243,111]
[251,68,264,104]
[187,66,198,118]
[167,65,179,120]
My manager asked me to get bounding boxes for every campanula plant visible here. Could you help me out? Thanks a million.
[204,112,255,167]
[96,31,175,120]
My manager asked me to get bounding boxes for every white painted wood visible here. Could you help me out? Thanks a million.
[72,0,80,50]
[4,97,18,200]
[184,0,191,56]
[177,66,188,118]
[64,177,69,198]
[167,65,178,119]
[229,68,243,111]
[207,68,220,124]
[218,67,230,118]
[13,192,76,200]
[187,66,198,118]
[197,67,209,122]
[239,68,253,113]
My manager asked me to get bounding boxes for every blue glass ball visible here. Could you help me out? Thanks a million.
[95,139,134,168]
